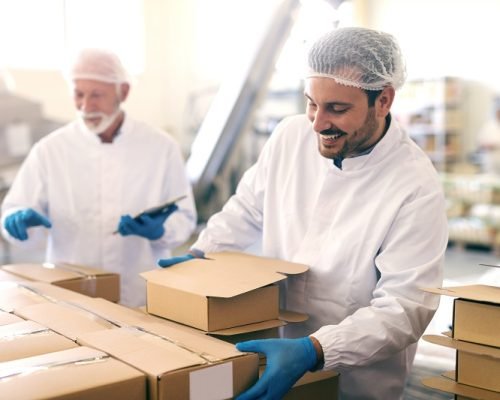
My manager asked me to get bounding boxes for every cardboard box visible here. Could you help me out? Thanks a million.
[77,324,259,400]
[0,281,93,313]
[423,285,500,348]
[14,301,118,341]
[424,334,500,393]
[2,262,120,302]
[0,346,146,399]
[0,320,77,362]
[141,252,309,332]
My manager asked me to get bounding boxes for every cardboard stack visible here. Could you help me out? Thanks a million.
[421,284,500,400]
[0,251,340,399]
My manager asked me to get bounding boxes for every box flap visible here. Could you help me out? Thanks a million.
[15,302,116,340]
[0,281,93,313]
[441,370,455,380]
[208,309,308,336]
[0,346,108,379]
[141,252,309,298]
[78,324,246,376]
[423,334,500,359]
[423,284,500,304]
[2,262,114,283]
[209,319,286,336]
[421,376,500,400]
[0,320,49,338]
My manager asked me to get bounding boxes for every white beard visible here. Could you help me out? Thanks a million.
[78,108,122,134]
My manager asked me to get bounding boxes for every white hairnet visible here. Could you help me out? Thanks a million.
[70,48,129,84]
[306,27,406,91]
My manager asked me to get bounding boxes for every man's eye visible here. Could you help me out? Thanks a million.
[330,106,348,113]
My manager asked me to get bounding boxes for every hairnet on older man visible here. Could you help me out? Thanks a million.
[70,48,129,84]
[306,27,406,91]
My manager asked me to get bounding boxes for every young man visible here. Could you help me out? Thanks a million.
[159,27,448,399]
[1,48,197,307]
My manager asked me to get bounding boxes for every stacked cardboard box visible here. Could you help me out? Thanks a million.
[421,284,500,399]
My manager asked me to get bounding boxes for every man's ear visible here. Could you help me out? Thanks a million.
[376,86,395,118]
[120,83,130,102]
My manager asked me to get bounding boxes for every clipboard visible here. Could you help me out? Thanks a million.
[113,195,187,234]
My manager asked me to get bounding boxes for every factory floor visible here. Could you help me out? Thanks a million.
[1,238,499,399]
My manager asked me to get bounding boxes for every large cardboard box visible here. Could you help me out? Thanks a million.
[14,301,118,341]
[0,320,77,362]
[141,252,309,332]
[0,281,94,313]
[423,284,500,348]
[0,346,146,399]
[424,334,500,393]
[77,324,259,400]
[2,262,120,302]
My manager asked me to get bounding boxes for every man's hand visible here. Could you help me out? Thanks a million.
[4,208,52,241]
[235,337,319,400]
[117,204,177,240]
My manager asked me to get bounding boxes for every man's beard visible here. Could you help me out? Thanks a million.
[79,108,121,134]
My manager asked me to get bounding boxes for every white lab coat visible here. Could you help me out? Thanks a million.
[1,115,197,307]
[193,114,448,400]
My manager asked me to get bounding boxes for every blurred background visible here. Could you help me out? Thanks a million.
[1,2,500,397]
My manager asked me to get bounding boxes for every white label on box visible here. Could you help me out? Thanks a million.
[189,362,233,400]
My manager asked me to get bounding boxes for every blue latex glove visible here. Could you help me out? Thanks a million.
[117,204,178,240]
[157,248,205,268]
[4,208,52,241]
[235,337,318,400]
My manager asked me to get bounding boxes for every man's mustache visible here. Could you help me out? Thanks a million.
[319,128,347,136]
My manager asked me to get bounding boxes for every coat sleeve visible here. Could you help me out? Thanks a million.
[312,186,448,372]
[1,143,49,246]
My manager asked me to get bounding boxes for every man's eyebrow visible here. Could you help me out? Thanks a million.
[304,93,351,106]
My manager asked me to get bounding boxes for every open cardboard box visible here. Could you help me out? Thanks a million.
[0,281,95,313]
[0,346,146,400]
[2,262,120,302]
[423,284,500,348]
[77,323,259,400]
[0,320,77,362]
[424,334,500,393]
[141,252,309,332]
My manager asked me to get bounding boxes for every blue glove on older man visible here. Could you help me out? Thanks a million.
[236,337,320,400]
[117,204,178,240]
[4,208,52,241]
[157,248,205,268]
